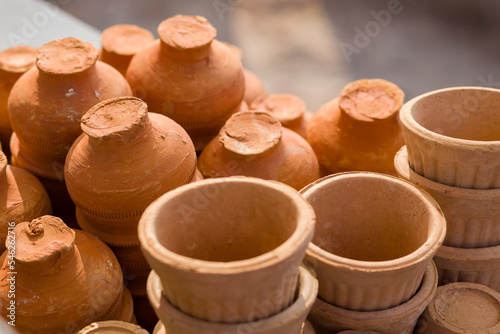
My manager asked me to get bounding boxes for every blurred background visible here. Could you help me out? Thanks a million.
[2,0,500,111]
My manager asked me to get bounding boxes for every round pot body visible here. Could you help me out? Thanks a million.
[147,265,318,334]
[301,172,446,311]
[308,262,438,334]
[395,146,500,248]
[399,86,500,189]
[126,15,245,151]
[306,79,405,176]
[78,320,148,334]
[8,37,132,180]
[139,176,316,323]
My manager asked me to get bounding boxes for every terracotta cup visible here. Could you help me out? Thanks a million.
[147,265,318,334]
[138,176,315,323]
[308,262,438,334]
[301,172,446,311]
[78,321,148,334]
[414,282,500,334]
[399,86,500,189]
[154,320,316,334]
[395,146,500,248]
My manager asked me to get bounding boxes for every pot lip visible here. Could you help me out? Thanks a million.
[301,172,446,272]
[158,15,216,50]
[399,86,500,148]
[77,320,148,334]
[0,45,37,73]
[437,243,500,262]
[138,176,316,273]
[395,146,500,196]
[312,261,438,319]
[250,93,306,124]
[147,265,318,329]
[101,24,155,56]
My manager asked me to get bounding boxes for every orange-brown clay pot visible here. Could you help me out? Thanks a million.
[198,111,320,190]
[8,37,132,180]
[78,321,148,334]
[0,216,125,334]
[306,79,405,176]
[301,172,446,311]
[250,93,312,138]
[414,282,500,334]
[0,45,37,159]
[139,177,316,323]
[0,151,51,254]
[98,24,155,77]
[126,15,245,151]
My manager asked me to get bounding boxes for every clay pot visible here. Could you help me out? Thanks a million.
[308,262,438,334]
[399,86,500,189]
[250,93,312,138]
[0,45,37,159]
[78,321,148,334]
[414,282,500,334]
[139,176,315,323]
[433,244,500,292]
[0,150,52,253]
[98,24,155,77]
[395,146,500,248]
[198,111,320,190]
[0,215,125,334]
[301,172,446,311]
[126,15,245,151]
[8,37,132,180]
[153,320,316,334]
[337,331,380,334]
[306,79,405,176]
[147,265,318,333]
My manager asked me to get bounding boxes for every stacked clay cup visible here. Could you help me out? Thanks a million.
[396,87,500,291]
[301,172,446,333]
[139,177,318,333]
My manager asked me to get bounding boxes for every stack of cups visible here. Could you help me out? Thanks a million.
[396,87,500,291]
[301,172,446,334]
[138,177,318,334]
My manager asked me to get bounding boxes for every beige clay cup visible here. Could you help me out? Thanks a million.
[77,321,148,334]
[138,176,315,323]
[153,321,316,334]
[301,172,445,311]
[399,86,500,189]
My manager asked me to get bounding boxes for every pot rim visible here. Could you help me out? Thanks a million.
[77,320,148,334]
[301,172,446,272]
[399,86,500,149]
[138,176,316,274]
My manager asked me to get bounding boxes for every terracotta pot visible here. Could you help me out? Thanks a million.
[0,215,125,334]
[198,111,320,190]
[395,146,500,248]
[139,176,315,322]
[433,244,500,292]
[98,24,155,77]
[126,15,245,151]
[0,150,52,253]
[250,93,312,138]
[306,79,405,176]
[8,37,132,180]
[65,96,197,270]
[414,282,500,334]
[78,321,148,334]
[301,172,446,311]
[399,86,500,189]
[147,265,318,333]
[308,262,438,334]
[153,320,316,334]
[0,45,37,159]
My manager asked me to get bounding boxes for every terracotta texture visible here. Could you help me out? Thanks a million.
[301,172,446,311]
[308,262,438,334]
[306,79,405,176]
[395,146,500,248]
[0,150,52,253]
[154,320,316,334]
[139,177,316,323]
[147,265,318,334]
[0,45,37,159]
[198,111,320,190]
[399,86,500,189]
[415,282,500,334]
[98,24,155,77]
[250,93,312,138]
[337,331,380,334]
[0,216,125,333]
[78,321,148,334]
[126,15,245,151]
[8,37,132,180]
[433,244,500,292]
